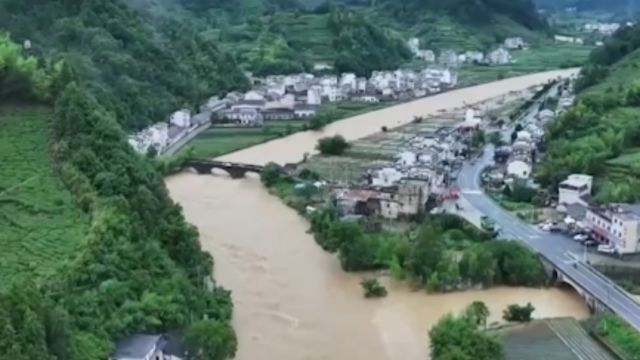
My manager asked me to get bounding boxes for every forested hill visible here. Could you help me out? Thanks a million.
[0,0,250,130]
[538,22,640,203]
[534,0,636,15]
[334,0,547,30]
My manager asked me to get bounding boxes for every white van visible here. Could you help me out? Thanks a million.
[597,244,616,254]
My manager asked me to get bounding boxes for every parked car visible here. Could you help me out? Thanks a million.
[573,234,588,242]
[597,244,616,254]
[584,240,598,248]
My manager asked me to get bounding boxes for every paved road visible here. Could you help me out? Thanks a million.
[457,144,640,332]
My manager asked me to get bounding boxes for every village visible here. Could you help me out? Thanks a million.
[288,74,639,258]
[125,36,540,155]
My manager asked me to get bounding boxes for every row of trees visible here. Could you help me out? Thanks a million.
[308,209,547,291]
[0,36,236,359]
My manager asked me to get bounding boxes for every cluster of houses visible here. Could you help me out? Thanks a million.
[128,65,459,154]
[584,22,629,36]
[331,118,484,220]
[489,87,576,184]
[407,37,525,67]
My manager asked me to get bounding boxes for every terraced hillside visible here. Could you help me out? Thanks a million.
[0,105,88,288]
[503,318,616,360]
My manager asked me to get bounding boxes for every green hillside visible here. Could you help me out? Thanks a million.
[538,22,640,203]
[0,29,235,360]
[0,106,88,287]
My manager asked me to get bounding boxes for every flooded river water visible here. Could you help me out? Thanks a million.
[166,69,588,360]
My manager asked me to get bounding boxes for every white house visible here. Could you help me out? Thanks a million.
[488,48,512,65]
[407,38,421,54]
[307,88,322,105]
[396,151,418,167]
[371,167,404,187]
[506,160,531,179]
[504,37,526,49]
[558,174,593,206]
[417,49,436,62]
[169,109,191,128]
[222,108,263,126]
[339,73,357,90]
[354,95,380,103]
[554,35,584,45]
[438,50,459,67]
[538,109,555,122]
[294,105,317,118]
[243,90,265,101]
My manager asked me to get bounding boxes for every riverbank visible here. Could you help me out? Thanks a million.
[165,69,586,360]
[218,69,578,166]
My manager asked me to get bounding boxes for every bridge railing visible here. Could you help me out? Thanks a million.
[578,261,640,305]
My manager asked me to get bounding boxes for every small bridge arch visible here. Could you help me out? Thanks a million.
[185,160,264,179]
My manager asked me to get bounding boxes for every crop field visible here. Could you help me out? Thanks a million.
[0,106,88,289]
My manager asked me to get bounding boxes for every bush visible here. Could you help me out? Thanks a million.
[361,278,388,298]
[503,303,535,322]
[317,135,350,155]
[260,162,283,187]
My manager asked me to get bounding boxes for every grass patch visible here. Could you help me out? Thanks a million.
[0,105,88,289]
[606,148,640,166]
[184,121,308,158]
[597,314,640,360]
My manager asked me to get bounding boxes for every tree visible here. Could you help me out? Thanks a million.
[185,320,237,360]
[405,224,445,285]
[470,130,486,148]
[260,162,283,187]
[465,301,490,328]
[488,132,504,146]
[503,303,535,322]
[429,309,502,360]
[361,278,388,298]
[316,135,350,155]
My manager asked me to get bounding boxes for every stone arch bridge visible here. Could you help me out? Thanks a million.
[185,159,264,179]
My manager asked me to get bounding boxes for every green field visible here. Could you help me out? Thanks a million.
[0,106,88,288]
[184,121,308,158]
[459,44,592,86]
[185,102,387,159]
[597,314,640,360]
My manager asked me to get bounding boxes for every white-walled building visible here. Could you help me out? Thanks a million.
[558,174,593,206]
[169,109,191,128]
[586,204,640,254]
[506,160,531,179]
[488,48,512,65]
[307,88,322,105]
[504,37,526,49]
[554,35,584,45]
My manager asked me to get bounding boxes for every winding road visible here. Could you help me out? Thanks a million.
[457,145,640,332]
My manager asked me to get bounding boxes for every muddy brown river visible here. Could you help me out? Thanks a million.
[166,69,588,360]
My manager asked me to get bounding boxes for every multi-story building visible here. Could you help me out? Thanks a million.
[586,204,640,254]
[558,174,593,206]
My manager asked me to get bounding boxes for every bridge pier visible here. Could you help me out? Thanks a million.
[192,164,213,175]
[226,168,248,179]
